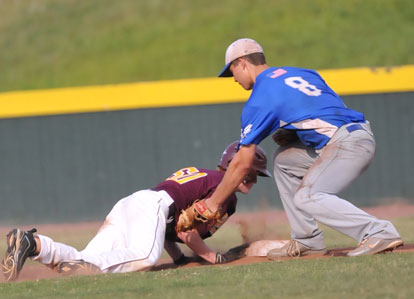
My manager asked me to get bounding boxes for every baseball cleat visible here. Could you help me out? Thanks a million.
[1,228,37,281]
[57,260,101,275]
[347,237,403,257]
[267,239,327,259]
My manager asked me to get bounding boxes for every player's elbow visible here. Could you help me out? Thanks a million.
[231,150,254,175]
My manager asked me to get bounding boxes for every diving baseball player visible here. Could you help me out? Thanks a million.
[2,141,271,281]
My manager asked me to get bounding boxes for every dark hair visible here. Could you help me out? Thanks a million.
[233,52,266,66]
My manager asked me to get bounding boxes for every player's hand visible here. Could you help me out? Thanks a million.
[215,248,246,264]
[215,243,249,264]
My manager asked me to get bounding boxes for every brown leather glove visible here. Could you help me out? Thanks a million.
[175,200,220,232]
[272,129,298,146]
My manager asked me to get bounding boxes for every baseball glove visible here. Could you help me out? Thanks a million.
[272,129,298,146]
[215,243,249,264]
[176,200,220,232]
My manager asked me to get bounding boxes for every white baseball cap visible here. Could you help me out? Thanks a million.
[218,38,264,77]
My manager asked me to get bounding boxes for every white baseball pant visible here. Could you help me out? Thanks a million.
[32,190,174,273]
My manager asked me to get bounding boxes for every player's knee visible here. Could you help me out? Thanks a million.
[122,258,156,273]
[146,255,159,267]
[309,192,326,201]
[294,189,330,210]
[293,186,311,209]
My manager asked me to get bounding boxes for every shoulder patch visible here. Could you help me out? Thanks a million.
[267,68,287,79]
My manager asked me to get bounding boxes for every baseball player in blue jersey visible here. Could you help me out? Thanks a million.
[176,38,403,257]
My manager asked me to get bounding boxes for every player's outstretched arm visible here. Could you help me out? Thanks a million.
[177,229,243,264]
[177,230,217,264]
[205,144,256,212]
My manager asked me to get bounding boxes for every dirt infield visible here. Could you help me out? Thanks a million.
[1,202,413,283]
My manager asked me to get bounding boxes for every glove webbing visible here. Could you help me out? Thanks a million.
[193,200,219,223]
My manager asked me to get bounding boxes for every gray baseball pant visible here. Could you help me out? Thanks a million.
[273,122,401,250]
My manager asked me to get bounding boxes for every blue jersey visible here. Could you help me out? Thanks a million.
[239,67,365,149]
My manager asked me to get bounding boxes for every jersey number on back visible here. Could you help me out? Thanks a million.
[166,167,207,184]
[284,76,322,96]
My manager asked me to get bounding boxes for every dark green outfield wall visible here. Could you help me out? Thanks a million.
[0,92,413,224]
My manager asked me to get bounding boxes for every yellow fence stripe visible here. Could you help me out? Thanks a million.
[320,65,413,95]
[0,65,413,119]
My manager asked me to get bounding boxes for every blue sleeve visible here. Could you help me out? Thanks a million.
[239,102,280,145]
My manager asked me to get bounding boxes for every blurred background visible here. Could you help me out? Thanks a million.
[0,0,413,224]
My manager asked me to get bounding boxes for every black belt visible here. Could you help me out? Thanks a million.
[165,203,176,235]
[346,123,364,133]
[168,203,175,219]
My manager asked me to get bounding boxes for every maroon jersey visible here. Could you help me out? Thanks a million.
[152,167,238,242]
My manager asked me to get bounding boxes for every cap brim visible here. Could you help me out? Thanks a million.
[218,62,233,77]
[257,169,272,177]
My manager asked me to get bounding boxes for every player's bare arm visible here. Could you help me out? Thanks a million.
[205,144,256,212]
[177,228,243,264]
[177,230,217,264]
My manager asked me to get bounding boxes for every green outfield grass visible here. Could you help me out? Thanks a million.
[0,0,413,92]
[0,248,413,298]
[0,215,413,298]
